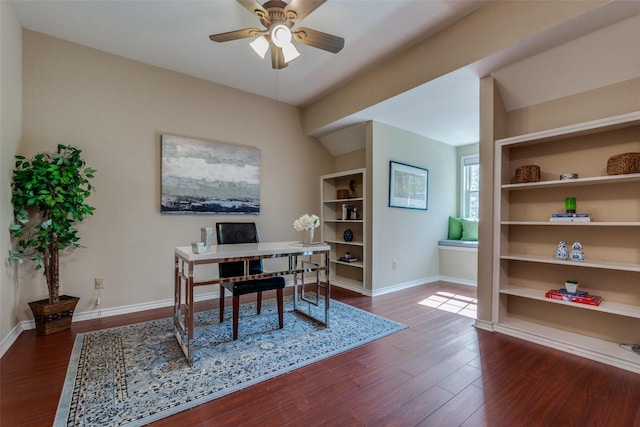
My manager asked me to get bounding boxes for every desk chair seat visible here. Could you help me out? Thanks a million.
[216,222,285,340]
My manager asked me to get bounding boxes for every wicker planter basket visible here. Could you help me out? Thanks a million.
[607,153,640,175]
[515,165,540,183]
[28,295,79,335]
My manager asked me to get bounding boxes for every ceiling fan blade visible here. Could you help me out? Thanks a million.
[293,28,344,53]
[284,0,326,23]
[209,28,264,43]
[271,47,288,69]
[237,0,269,23]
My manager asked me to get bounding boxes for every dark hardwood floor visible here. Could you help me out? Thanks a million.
[2,281,640,426]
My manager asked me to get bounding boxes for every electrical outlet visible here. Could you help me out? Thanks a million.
[392,259,397,270]
[95,277,104,289]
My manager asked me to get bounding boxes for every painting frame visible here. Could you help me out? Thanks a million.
[388,161,428,210]
[160,134,261,215]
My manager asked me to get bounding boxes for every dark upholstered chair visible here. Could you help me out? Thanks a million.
[215,222,285,340]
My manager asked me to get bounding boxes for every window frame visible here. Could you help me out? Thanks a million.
[460,154,479,220]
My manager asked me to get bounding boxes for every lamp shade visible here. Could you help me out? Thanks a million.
[281,43,300,63]
[249,36,269,59]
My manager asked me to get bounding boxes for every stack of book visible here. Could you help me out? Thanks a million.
[549,213,591,223]
[545,289,602,306]
[338,256,358,263]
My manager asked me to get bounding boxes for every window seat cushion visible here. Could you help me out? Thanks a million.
[438,239,478,249]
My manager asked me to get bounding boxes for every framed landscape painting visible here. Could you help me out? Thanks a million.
[388,161,428,210]
[161,134,260,214]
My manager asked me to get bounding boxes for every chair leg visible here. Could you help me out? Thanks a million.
[256,291,263,314]
[219,286,225,323]
[232,295,240,340]
[277,288,284,329]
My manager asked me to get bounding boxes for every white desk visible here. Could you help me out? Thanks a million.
[174,241,330,364]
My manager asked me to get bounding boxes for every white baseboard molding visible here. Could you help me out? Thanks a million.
[0,323,25,359]
[330,281,372,296]
[1,279,313,358]
[370,276,440,297]
[438,276,477,287]
[330,275,475,297]
[494,322,640,374]
[473,319,494,332]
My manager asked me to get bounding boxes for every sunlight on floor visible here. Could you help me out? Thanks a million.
[418,291,477,318]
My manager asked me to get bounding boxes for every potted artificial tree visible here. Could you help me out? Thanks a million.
[9,144,96,335]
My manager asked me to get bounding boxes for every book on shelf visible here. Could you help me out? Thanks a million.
[551,213,590,218]
[545,289,602,306]
[549,213,591,223]
[556,288,589,297]
[338,257,358,263]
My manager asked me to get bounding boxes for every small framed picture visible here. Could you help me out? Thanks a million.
[388,161,428,210]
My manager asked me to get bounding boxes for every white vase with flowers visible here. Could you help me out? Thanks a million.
[293,214,320,245]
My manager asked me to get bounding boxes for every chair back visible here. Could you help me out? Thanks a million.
[215,222,262,278]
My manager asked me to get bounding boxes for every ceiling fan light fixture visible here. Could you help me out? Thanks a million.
[281,43,300,63]
[270,24,292,48]
[249,36,269,59]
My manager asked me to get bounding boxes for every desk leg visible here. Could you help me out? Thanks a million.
[292,251,330,327]
[324,250,330,327]
[173,257,195,365]
[292,255,298,311]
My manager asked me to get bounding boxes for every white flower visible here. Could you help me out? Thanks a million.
[293,214,320,231]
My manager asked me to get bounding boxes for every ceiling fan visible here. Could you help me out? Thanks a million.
[209,0,345,69]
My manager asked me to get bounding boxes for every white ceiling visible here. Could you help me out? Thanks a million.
[9,0,640,151]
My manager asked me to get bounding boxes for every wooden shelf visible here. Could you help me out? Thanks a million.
[500,285,640,319]
[496,111,640,146]
[500,254,640,272]
[323,197,364,203]
[502,173,640,190]
[331,259,364,268]
[324,239,364,246]
[502,221,640,226]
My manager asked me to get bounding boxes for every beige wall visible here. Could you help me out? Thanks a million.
[1,1,22,350]
[333,148,365,173]
[15,30,333,325]
[370,122,457,293]
[505,77,640,137]
[439,246,478,286]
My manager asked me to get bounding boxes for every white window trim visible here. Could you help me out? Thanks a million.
[460,154,479,219]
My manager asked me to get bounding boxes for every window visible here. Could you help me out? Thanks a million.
[461,155,479,220]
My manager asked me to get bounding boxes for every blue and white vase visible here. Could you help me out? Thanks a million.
[570,241,584,262]
[555,241,568,260]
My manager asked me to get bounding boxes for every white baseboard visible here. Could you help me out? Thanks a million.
[370,276,440,297]
[330,281,371,296]
[1,277,330,356]
[0,323,25,359]
[473,319,494,332]
[438,275,477,287]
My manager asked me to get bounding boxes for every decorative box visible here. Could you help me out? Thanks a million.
[515,165,540,183]
[607,152,640,175]
[337,189,350,199]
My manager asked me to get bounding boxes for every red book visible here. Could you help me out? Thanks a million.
[545,290,602,306]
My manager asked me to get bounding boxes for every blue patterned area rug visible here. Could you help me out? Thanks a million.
[55,297,405,426]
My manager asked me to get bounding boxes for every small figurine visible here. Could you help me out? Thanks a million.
[570,241,585,262]
[555,241,568,260]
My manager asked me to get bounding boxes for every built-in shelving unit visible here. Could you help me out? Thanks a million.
[493,111,640,373]
[320,169,366,292]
